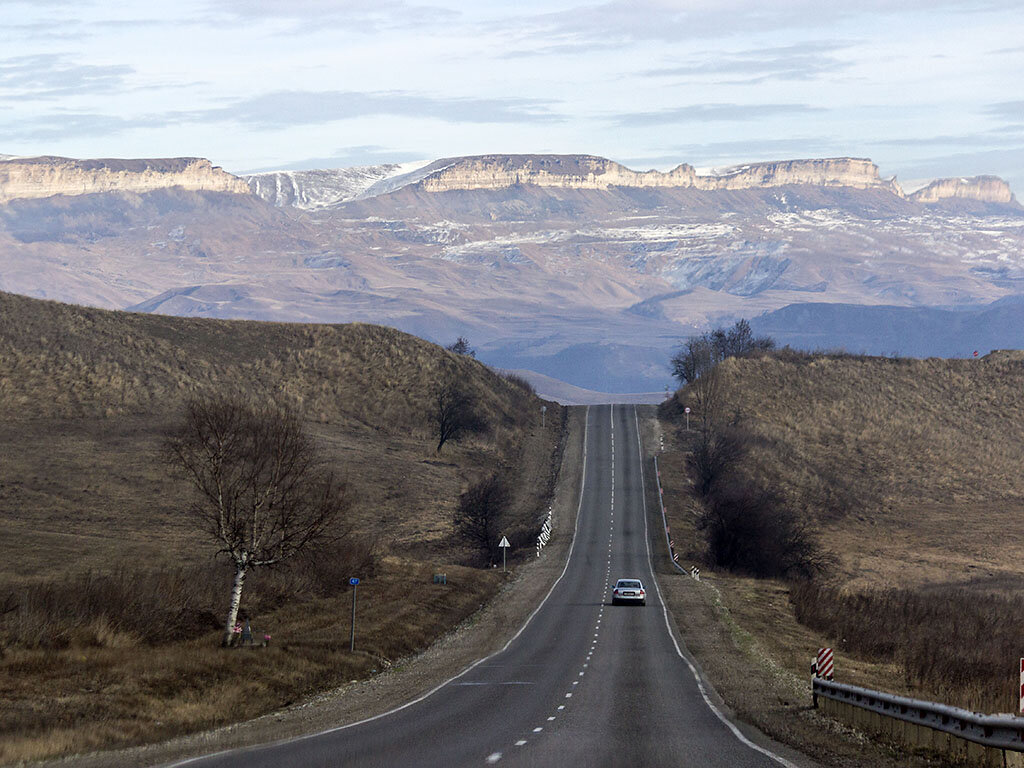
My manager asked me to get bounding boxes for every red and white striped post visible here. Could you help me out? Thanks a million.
[817,648,834,681]
[1019,658,1024,715]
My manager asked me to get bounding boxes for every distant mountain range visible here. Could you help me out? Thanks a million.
[751,296,1024,358]
[1,152,1022,391]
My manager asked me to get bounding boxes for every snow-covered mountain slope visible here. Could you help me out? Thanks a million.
[243,162,426,209]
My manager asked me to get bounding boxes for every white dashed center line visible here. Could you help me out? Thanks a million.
[486,752,502,763]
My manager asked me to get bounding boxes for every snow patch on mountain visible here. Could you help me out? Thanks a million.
[244,161,427,209]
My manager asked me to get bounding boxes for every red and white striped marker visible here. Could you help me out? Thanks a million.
[1019,658,1024,714]
[672,552,679,562]
[817,648,834,680]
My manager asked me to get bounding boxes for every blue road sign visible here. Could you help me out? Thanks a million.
[350,577,360,586]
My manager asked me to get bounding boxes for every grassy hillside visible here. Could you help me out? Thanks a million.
[0,291,565,762]
[658,349,1024,717]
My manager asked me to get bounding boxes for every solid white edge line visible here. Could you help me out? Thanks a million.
[164,406,594,768]
[632,405,799,768]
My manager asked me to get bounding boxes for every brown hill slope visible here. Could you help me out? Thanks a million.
[657,350,1024,722]
[0,292,564,762]
[704,351,1024,589]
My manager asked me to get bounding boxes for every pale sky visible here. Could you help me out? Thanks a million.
[2,0,1023,190]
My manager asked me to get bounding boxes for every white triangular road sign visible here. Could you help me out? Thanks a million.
[498,536,511,548]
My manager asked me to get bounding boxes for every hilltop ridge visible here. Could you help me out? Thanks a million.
[0,152,1015,206]
[0,155,249,203]
[402,154,905,196]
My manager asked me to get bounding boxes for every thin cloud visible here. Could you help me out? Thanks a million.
[190,90,565,128]
[0,54,133,100]
[0,112,156,141]
[643,41,853,84]
[521,0,1023,44]
[613,103,825,127]
[204,0,459,31]
[242,145,424,173]
[986,101,1024,122]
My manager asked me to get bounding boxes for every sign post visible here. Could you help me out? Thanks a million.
[349,577,360,652]
[499,535,511,572]
[684,406,691,431]
[541,405,547,428]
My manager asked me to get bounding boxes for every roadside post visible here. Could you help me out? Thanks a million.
[541,405,547,428]
[349,577,359,652]
[1019,658,1024,714]
[684,406,690,431]
[817,647,834,681]
[499,535,511,572]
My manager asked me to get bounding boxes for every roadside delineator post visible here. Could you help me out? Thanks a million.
[817,647,834,681]
[1019,658,1024,715]
[349,577,360,652]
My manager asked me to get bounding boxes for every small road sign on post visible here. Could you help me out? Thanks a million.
[499,535,511,572]
[684,406,691,431]
[349,577,360,652]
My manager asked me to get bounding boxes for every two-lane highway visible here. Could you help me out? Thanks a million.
[170,405,804,768]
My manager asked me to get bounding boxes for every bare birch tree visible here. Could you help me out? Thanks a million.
[165,395,347,646]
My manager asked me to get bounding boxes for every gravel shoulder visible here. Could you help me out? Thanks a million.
[40,407,587,768]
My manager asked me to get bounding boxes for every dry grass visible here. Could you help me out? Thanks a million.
[0,559,504,765]
[658,349,1024,722]
[0,291,565,762]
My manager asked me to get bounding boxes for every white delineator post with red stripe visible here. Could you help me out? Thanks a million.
[1019,658,1024,715]
[817,647,834,681]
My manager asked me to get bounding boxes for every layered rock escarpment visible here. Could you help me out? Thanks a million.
[0,156,250,203]
[414,154,904,195]
[909,175,1015,205]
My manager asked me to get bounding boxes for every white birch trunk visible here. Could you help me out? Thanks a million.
[223,564,247,647]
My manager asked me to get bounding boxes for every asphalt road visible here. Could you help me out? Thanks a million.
[170,405,800,768]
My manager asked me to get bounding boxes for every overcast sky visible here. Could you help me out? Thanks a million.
[2,0,1023,190]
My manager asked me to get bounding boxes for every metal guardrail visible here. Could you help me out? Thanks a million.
[814,677,1024,751]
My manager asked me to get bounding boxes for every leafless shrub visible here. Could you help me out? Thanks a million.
[431,380,487,452]
[699,483,832,579]
[453,473,510,566]
[501,371,536,397]
[445,337,476,357]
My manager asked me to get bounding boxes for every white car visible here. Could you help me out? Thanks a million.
[611,578,646,606]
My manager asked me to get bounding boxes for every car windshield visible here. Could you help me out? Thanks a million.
[617,580,642,588]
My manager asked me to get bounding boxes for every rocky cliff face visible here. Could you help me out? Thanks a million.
[412,154,903,195]
[909,176,1015,204]
[0,156,250,203]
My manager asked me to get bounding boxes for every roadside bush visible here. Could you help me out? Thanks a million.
[453,473,511,566]
[699,483,830,578]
